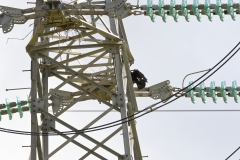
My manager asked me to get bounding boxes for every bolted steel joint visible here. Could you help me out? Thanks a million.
[31,98,44,113]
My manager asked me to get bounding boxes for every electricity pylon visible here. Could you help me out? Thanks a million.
[1,0,239,159]
[1,0,146,159]
[27,0,142,159]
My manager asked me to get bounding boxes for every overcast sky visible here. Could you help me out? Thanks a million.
[1,0,240,159]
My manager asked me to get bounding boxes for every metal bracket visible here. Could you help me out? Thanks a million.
[41,116,55,132]
[51,90,73,100]
[135,80,173,102]
[118,155,126,160]
[50,90,74,114]
[0,6,27,33]
[0,6,23,17]
[105,0,127,12]
[32,98,44,113]
[112,92,124,108]
[0,13,14,34]
[105,0,131,18]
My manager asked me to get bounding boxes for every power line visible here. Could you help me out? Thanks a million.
[225,146,240,160]
[0,42,239,136]
[56,110,240,112]
[79,41,240,135]
[1,43,240,136]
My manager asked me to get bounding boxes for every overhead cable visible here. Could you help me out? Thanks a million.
[0,42,239,136]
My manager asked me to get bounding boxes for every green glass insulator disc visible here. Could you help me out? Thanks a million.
[158,0,167,22]
[198,82,206,103]
[210,81,217,103]
[220,81,227,103]
[228,0,236,20]
[188,81,195,104]
[193,0,201,22]
[170,0,178,22]
[216,0,224,21]
[204,0,213,21]
[16,97,23,118]
[5,99,12,120]
[146,0,156,22]
[181,0,190,22]
[231,81,238,103]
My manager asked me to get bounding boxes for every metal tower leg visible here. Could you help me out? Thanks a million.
[41,26,50,159]
[115,53,132,160]
[31,59,37,160]
[122,44,143,160]
[31,1,44,160]
[42,61,49,159]
[118,18,143,160]
[105,3,133,157]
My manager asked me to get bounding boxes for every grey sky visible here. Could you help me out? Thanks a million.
[0,0,240,159]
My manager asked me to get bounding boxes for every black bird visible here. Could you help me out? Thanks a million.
[130,69,147,90]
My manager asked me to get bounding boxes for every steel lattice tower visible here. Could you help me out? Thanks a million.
[27,0,142,159]
[1,0,240,159]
